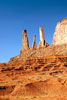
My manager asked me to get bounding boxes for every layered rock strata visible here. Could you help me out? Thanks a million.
[0,55,67,100]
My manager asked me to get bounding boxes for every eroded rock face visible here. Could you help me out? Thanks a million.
[52,18,67,46]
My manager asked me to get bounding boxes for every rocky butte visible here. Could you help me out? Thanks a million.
[0,18,67,100]
[52,17,67,46]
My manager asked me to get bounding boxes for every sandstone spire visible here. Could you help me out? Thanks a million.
[40,27,45,46]
[52,18,67,46]
[32,35,37,49]
[22,30,29,50]
[38,27,45,48]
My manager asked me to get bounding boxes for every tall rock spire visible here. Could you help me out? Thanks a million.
[39,27,45,46]
[20,30,29,54]
[38,27,45,48]
[22,30,29,50]
[32,35,37,49]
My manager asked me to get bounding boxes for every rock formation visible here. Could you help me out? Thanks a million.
[52,17,67,46]
[38,27,49,48]
[22,30,29,49]
[32,35,37,49]
[20,27,49,54]
[38,27,45,48]
[39,27,45,46]
[20,30,29,53]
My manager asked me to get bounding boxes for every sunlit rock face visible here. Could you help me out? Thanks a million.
[52,18,67,46]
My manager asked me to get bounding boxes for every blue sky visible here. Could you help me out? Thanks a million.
[0,0,67,62]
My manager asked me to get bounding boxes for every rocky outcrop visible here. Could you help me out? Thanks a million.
[52,18,67,46]
[20,30,29,53]
[32,35,37,49]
